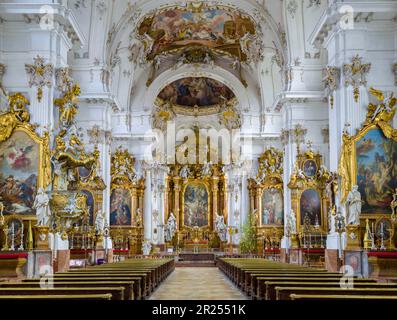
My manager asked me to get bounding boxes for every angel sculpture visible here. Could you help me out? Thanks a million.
[179,165,190,180]
[369,87,397,121]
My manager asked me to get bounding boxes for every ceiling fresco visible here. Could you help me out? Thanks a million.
[157,77,235,108]
[137,4,256,61]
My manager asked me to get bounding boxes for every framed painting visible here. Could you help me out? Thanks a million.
[182,182,210,228]
[356,129,397,215]
[299,189,322,227]
[0,128,49,217]
[110,188,132,226]
[81,189,95,226]
[261,188,283,226]
[303,159,317,177]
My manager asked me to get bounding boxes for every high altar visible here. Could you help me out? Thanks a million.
[165,162,227,251]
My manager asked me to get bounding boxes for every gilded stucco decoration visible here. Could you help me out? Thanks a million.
[343,55,371,103]
[25,55,54,102]
[323,66,340,108]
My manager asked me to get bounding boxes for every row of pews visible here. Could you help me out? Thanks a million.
[0,258,175,300]
[217,258,397,300]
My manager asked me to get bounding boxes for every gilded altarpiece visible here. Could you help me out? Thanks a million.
[248,148,284,253]
[166,164,227,250]
[110,147,144,254]
[0,94,51,251]
[339,88,397,250]
[288,149,331,248]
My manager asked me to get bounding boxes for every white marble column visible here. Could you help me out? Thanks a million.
[143,170,152,241]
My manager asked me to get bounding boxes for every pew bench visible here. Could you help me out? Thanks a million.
[276,287,397,300]
[0,294,113,300]
[290,294,397,300]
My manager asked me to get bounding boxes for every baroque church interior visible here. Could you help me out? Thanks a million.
[0,0,396,303]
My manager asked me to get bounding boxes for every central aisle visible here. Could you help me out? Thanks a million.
[150,267,248,300]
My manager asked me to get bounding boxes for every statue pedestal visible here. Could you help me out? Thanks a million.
[290,233,300,249]
[346,225,361,250]
[34,226,50,250]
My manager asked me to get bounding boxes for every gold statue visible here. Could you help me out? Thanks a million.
[0,93,30,142]
[391,188,397,221]
[54,84,81,127]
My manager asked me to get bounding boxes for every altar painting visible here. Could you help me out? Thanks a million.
[261,188,283,225]
[183,183,209,228]
[300,189,322,226]
[0,130,39,215]
[81,190,94,226]
[110,188,132,226]
[356,129,397,214]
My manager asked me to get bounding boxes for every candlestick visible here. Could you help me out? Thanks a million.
[10,223,15,251]
[18,222,24,251]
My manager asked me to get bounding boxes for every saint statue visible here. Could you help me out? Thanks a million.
[215,214,227,242]
[142,240,152,256]
[345,185,362,225]
[201,162,212,177]
[165,212,177,242]
[391,188,397,221]
[33,188,51,227]
[95,210,105,234]
[289,209,297,234]
[135,208,143,227]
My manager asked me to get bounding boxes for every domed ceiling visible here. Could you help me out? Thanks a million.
[137,3,256,61]
[157,77,235,108]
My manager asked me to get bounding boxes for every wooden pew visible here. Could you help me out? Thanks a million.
[23,277,142,300]
[266,281,397,300]
[290,294,397,300]
[276,287,397,300]
[0,294,113,300]
[0,281,134,300]
[52,273,149,298]
[0,287,125,300]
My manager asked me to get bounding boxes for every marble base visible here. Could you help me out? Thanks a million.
[26,250,52,279]
[280,248,287,263]
[54,250,70,273]
[325,249,339,272]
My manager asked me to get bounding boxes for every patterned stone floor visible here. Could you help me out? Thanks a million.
[149,267,248,300]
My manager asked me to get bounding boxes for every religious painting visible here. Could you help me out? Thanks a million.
[261,188,283,225]
[158,77,235,107]
[138,6,256,60]
[183,183,209,228]
[110,188,132,226]
[344,251,363,277]
[299,189,322,226]
[303,160,317,177]
[0,130,39,215]
[81,190,94,226]
[356,129,397,214]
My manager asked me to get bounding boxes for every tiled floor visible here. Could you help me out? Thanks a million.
[149,267,248,300]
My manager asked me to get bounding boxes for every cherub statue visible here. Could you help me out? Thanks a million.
[33,188,51,227]
[345,185,362,225]
[369,87,396,121]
